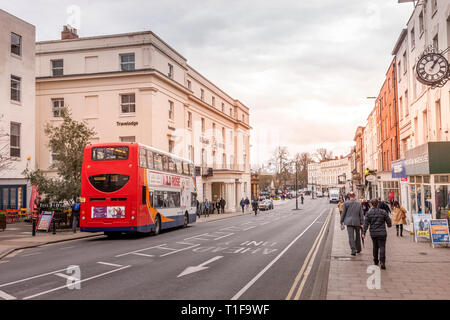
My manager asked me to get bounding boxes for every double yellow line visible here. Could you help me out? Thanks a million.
[286,209,332,300]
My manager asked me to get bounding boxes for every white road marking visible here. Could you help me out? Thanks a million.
[231,209,327,300]
[0,290,16,300]
[177,256,224,278]
[97,262,124,267]
[115,244,167,257]
[131,252,155,257]
[23,265,131,300]
[0,268,68,288]
[54,273,77,281]
[159,243,200,257]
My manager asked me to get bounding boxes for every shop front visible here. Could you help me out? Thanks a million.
[404,142,450,225]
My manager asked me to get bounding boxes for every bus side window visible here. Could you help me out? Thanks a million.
[142,186,147,205]
[149,191,154,207]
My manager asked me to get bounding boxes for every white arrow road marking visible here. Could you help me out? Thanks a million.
[0,290,16,300]
[177,256,224,278]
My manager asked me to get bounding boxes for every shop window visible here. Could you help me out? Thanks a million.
[423,176,430,184]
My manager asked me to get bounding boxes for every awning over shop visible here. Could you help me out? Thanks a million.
[405,142,450,175]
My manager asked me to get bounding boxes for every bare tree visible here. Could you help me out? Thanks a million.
[293,152,313,188]
[270,146,290,190]
[314,148,333,162]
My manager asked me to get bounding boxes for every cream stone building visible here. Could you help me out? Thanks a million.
[0,9,35,210]
[308,157,351,194]
[35,28,251,212]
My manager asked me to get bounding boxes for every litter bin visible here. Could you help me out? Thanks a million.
[0,212,6,231]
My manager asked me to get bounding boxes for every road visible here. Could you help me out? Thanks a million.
[0,196,335,300]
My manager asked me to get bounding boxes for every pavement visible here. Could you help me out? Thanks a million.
[327,207,450,300]
[0,198,295,260]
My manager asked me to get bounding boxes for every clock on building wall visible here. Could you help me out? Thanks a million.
[415,46,450,88]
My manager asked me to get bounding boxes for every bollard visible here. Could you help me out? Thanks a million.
[52,219,56,235]
[32,218,36,236]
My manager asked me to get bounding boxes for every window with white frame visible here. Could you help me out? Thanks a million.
[187,111,192,128]
[120,94,136,113]
[212,96,215,106]
[410,27,415,49]
[120,53,135,71]
[431,0,437,15]
[168,100,174,120]
[201,118,205,133]
[168,63,173,78]
[187,79,191,90]
[120,136,135,142]
[403,52,407,74]
[398,61,401,81]
[200,89,205,101]
[221,102,225,113]
[433,34,439,51]
[52,98,65,118]
[11,33,21,56]
[10,122,20,158]
[51,59,64,76]
[10,75,21,102]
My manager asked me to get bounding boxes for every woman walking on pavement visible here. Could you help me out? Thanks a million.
[338,198,344,215]
[362,198,392,270]
[392,200,407,237]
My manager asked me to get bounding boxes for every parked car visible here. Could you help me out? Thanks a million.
[259,199,274,211]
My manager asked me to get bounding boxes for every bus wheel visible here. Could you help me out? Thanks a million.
[183,212,189,228]
[153,215,161,235]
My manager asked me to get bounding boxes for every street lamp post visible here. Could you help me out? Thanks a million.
[293,161,301,210]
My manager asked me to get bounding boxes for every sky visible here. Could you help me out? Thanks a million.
[2,0,414,167]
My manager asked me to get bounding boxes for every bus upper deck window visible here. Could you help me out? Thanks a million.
[92,147,129,161]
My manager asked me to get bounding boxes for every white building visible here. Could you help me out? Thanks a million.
[394,0,450,223]
[0,10,35,210]
[35,27,251,212]
[308,157,351,194]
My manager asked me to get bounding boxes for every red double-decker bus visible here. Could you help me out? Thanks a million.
[80,142,197,237]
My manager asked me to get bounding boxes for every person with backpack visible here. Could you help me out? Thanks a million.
[240,198,245,213]
[362,198,392,269]
[72,198,81,233]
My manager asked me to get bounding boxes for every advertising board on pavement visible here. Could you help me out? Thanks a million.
[430,219,450,247]
[36,211,54,232]
[412,214,432,242]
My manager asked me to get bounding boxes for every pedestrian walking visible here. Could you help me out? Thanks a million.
[392,200,407,237]
[338,198,344,215]
[220,197,226,214]
[216,201,221,214]
[196,199,201,218]
[362,198,392,269]
[245,197,250,212]
[340,192,364,256]
[203,199,210,217]
[240,198,245,213]
[301,194,304,204]
[72,198,81,233]
[361,199,370,216]
[252,198,259,216]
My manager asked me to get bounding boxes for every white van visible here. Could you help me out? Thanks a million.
[329,189,340,203]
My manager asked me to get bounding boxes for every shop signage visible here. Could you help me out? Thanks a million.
[405,142,450,175]
[365,175,376,182]
[412,214,432,242]
[37,211,54,232]
[391,159,407,179]
[117,121,138,126]
[430,219,450,247]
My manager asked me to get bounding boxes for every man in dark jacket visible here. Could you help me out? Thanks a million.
[219,198,226,214]
[363,198,392,269]
[341,193,365,256]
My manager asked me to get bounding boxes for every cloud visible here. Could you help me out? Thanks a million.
[2,0,413,166]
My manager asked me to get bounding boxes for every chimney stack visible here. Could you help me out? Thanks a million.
[61,25,78,40]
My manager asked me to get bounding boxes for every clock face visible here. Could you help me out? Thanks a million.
[416,53,449,85]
